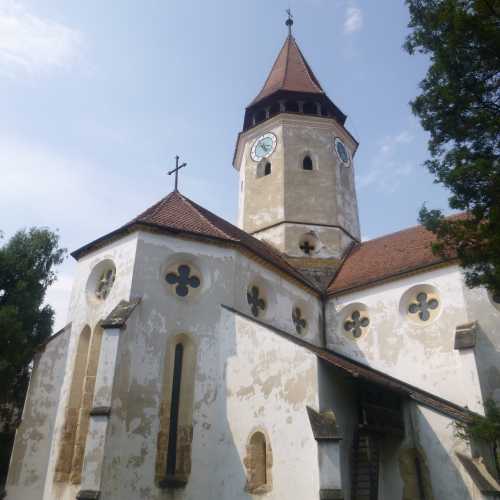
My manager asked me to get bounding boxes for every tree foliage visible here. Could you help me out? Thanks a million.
[405,0,500,296]
[455,399,500,473]
[0,228,65,485]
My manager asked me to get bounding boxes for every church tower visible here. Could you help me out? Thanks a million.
[233,18,360,285]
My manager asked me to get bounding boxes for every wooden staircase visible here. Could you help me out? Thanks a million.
[351,431,379,500]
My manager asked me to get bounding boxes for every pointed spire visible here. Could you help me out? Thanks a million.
[249,33,324,106]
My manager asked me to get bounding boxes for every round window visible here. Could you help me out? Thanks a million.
[165,263,202,298]
[86,259,116,305]
[247,284,267,318]
[400,284,441,325]
[341,304,370,340]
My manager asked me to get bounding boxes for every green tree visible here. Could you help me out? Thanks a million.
[455,399,500,474]
[0,228,65,487]
[405,0,500,296]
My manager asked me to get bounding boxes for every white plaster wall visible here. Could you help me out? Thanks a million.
[232,252,323,347]
[326,265,484,410]
[90,231,325,499]
[6,330,70,500]
[414,405,480,499]
[43,233,139,500]
[98,232,237,499]
[461,285,500,403]
[223,313,321,499]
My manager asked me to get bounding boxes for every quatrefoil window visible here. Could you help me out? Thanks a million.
[408,292,439,322]
[247,286,266,317]
[166,265,201,297]
[95,268,116,300]
[344,310,369,338]
[292,307,307,334]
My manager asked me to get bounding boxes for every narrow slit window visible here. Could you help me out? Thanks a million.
[167,343,184,476]
[156,334,196,488]
[303,155,313,170]
[264,162,271,176]
[245,430,272,493]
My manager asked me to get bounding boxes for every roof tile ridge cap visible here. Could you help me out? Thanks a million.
[290,36,324,93]
[362,222,433,245]
[326,240,359,291]
[134,191,177,223]
[176,192,238,241]
[281,34,292,88]
[250,36,289,105]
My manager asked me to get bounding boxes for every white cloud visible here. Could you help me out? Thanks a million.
[0,0,83,78]
[358,130,415,193]
[0,133,158,331]
[344,6,363,34]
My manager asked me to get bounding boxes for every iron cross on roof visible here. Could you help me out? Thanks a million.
[168,155,187,192]
[285,8,294,35]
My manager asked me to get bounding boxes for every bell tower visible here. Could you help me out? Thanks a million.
[233,18,360,284]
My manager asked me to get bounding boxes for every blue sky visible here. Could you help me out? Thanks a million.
[0,0,453,330]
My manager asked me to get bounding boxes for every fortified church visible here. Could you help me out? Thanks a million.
[5,17,500,500]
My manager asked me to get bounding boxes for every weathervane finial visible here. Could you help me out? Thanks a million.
[285,8,293,36]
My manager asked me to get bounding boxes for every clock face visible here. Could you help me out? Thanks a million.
[251,133,277,162]
[334,137,351,166]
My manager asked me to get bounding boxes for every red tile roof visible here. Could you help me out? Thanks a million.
[328,223,456,295]
[72,191,319,292]
[250,35,325,106]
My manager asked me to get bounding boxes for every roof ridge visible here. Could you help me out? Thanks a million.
[362,222,427,245]
[361,212,466,246]
[282,34,292,88]
[175,192,237,241]
[290,36,323,93]
[133,191,177,223]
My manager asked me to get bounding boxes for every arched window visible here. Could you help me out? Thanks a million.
[302,155,313,171]
[167,343,183,475]
[303,102,316,115]
[257,160,271,178]
[284,100,299,113]
[269,102,280,118]
[254,109,266,124]
[156,334,196,488]
[54,326,91,482]
[70,326,103,483]
[55,325,103,484]
[245,430,272,493]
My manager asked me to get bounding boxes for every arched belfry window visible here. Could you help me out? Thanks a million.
[244,430,273,493]
[156,334,197,488]
[303,155,313,171]
[269,102,280,118]
[284,100,299,113]
[303,102,317,115]
[254,109,266,124]
[257,159,271,178]
[54,325,103,484]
